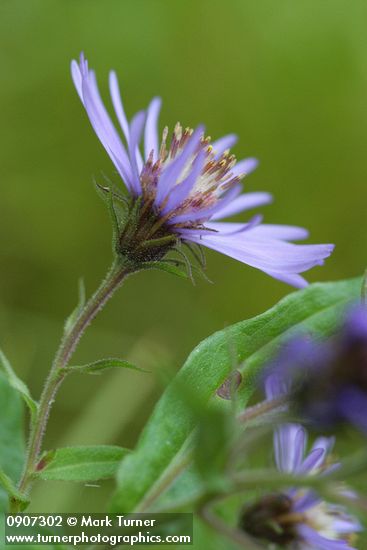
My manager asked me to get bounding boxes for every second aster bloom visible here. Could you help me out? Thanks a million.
[71,53,334,287]
[264,305,367,434]
[239,421,361,549]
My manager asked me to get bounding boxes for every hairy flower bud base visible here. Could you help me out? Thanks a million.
[116,197,178,264]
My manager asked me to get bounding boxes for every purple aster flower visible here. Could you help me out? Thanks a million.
[264,305,367,435]
[239,420,361,548]
[71,53,334,287]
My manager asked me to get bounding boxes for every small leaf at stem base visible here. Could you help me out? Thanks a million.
[0,349,38,426]
[35,446,130,482]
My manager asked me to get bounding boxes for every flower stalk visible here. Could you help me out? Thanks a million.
[13,258,133,510]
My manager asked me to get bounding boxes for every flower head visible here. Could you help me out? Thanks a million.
[264,305,367,434]
[71,53,334,286]
[239,421,361,548]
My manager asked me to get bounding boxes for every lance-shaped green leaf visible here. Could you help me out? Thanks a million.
[0,349,38,425]
[36,446,130,482]
[64,278,86,335]
[62,357,145,375]
[0,372,26,512]
[110,277,362,512]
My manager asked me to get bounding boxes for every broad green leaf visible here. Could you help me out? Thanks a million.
[0,372,25,512]
[166,377,234,489]
[36,446,130,482]
[195,408,232,486]
[110,277,362,512]
[0,349,38,425]
[154,466,205,512]
[64,279,86,334]
[63,357,144,375]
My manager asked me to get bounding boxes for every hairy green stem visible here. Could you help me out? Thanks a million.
[15,258,132,506]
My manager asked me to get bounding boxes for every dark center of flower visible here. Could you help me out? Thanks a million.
[239,493,302,545]
[293,333,367,429]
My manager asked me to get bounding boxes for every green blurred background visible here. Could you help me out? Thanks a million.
[0,0,366,530]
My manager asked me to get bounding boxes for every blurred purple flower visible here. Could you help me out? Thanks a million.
[240,419,361,548]
[264,305,367,434]
[71,53,334,287]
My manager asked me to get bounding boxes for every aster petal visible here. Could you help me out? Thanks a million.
[293,491,322,513]
[211,134,238,157]
[211,192,273,220]
[265,372,290,400]
[191,220,261,236]
[144,97,162,162]
[71,59,83,101]
[88,70,135,186]
[331,515,362,534]
[206,222,309,241]
[262,270,309,288]
[109,70,145,173]
[311,437,335,456]
[127,110,146,194]
[231,157,259,177]
[183,233,334,276]
[289,424,307,472]
[298,448,326,474]
[155,125,205,206]
[297,524,356,550]
[109,70,130,143]
[177,216,263,237]
[72,56,133,191]
[169,184,242,224]
[248,224,309,241]
[300,435,338,476]
[161,150,206,215]
[274,424,307,473]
